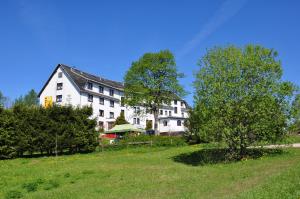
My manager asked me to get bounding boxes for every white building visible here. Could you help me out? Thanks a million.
[38,64,189,134]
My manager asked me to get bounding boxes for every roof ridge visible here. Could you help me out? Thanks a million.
[60,64,123,85]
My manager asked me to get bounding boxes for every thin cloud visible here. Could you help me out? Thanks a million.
[177,0,247,58]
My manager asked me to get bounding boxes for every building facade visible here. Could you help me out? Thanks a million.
[38,64,189,134]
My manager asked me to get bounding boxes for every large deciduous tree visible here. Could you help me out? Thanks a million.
[190,45,295,158]
[124,50,186,134]
[290,94,300,133]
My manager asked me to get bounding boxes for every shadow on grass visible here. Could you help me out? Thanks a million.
[172,148,283,166]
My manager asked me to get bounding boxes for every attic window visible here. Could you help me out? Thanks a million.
[57,83,63,90]
[58,72,63,78]
[88,82,93,90]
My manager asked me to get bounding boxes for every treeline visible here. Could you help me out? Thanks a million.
[0,104,97,159]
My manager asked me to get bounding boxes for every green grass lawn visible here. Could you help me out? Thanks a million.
[1,145,300,199]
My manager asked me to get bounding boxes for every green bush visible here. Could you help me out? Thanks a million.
[22,182,38,192]
[5,190,23,199]
[0,105,98,159]
[119,135,187,147]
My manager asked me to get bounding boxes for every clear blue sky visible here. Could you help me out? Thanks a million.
[0,0,299,105]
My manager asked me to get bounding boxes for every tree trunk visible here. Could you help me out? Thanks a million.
[153,111,159,135]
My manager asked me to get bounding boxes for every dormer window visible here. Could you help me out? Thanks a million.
[88,82,93,90]
[99,86,104,93]
[57,83,63,90]
[109,89,114,96]
[58,72,63,78]
[181,101,184,106]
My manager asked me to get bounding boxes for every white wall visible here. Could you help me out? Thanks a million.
[40,66,189,133]
[39,67,81,107]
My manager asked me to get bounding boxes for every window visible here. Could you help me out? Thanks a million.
[134,106,140,114]
[109,112,114,118]
[56,95,62,102]
[137,118,140,125]
[182,112,184,117]
[98,121,104,129]
[160,110,163,115]
[98,86,104,93]
[174,100,177,105]
[133,118,136,124]
[88,82,93,90]
[107,122,114,130]
[177,120,182,126]
[99,109,104,117]
[165,110,167,115]
[110,100,114,107]
[181,101,184,106]
[169,111,172,116]
[121,110,125,115]
[109,89,114,96]
[99,97,104,105]
[57,83,63,90]
[88,94,93,102]
[58,72,63,78]
[163,120,168,126]
[174,107,178,114]
[121,97,125,107]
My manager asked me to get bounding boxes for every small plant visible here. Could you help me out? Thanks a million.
[22,182,38,192]
[64,173,71,178]
[44,180,59,190]
[5,190,23,199]
[82,170,94,175]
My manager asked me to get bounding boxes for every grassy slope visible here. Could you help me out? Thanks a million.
[0,145,300,199]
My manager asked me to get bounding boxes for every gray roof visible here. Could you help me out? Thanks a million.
[38,64,124,97]
[60,64,124,90]
[38,64,190,108]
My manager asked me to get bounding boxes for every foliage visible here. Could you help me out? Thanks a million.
[289,94,300,132]
[145,120,153,130]
[190,45,296,159]
[124,50,186,134]
[5,190,23,199]
[0,105,97,159]
[113,111,129,126]
[14,89,39,106]
[0,91,8,108]
[119,135,187,147]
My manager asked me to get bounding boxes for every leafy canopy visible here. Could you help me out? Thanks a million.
[290,94,300,132]
[190,45,295,158]
[14,89,39,106]
[124,50,186,109]
[124,50,186,133]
